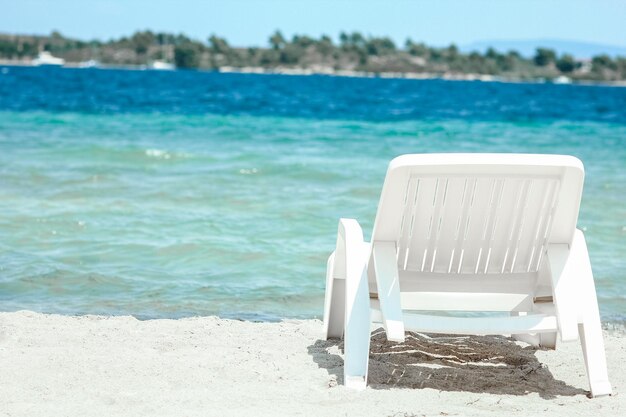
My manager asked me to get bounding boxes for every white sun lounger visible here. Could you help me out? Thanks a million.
[323,154,612,397]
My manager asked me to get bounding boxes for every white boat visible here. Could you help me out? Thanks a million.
[150,60,175,70]
[32,51,65,66]
[553,75,572,84]
[79,59,100,68]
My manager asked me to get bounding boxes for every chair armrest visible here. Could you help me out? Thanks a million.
[323,218,370,339]
[331,218,366,280]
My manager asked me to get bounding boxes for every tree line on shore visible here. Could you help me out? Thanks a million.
[1,30,625,81]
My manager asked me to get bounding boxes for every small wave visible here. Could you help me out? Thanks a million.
[239,168,258,175]
[144,149,191,160]
[145,149,171,159]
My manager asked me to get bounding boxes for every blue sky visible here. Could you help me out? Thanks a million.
[2,0,625,48]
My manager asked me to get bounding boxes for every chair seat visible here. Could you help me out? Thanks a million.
[370,306,558,336]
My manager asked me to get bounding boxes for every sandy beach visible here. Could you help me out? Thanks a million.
[0,311,622,416]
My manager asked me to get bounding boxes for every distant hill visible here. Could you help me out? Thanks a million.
[461,39,626,59]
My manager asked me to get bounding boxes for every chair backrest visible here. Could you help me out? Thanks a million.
[371,154,584,277]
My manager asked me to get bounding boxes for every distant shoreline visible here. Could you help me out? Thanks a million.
[216,65,626,87]
[2,30,625,85]
[2,59,625,88]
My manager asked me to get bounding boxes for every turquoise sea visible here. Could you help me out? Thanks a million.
[0,67,624,321]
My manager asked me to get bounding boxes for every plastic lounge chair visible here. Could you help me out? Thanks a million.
[323,154,612,397]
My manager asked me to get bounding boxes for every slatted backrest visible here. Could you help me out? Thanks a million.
[371,154,584,276]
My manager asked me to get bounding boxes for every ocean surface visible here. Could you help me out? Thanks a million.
[0,66,624,322]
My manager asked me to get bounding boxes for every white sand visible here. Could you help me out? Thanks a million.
[0,311,623,416]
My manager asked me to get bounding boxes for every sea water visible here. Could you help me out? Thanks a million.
[0,67,624,322]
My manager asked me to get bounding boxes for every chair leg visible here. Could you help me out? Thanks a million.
[324,219,372,388]
[579,319,612,397]
[510,331,556,348]
[324,252,345,339]
[510,311,543,347]
[567,230,612,397]
[511,312,538,346]
[539,332,557,349]
[344,307,370,390]
[534,303,557,349]
[343,243,371,390]
[510,309,556,348]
